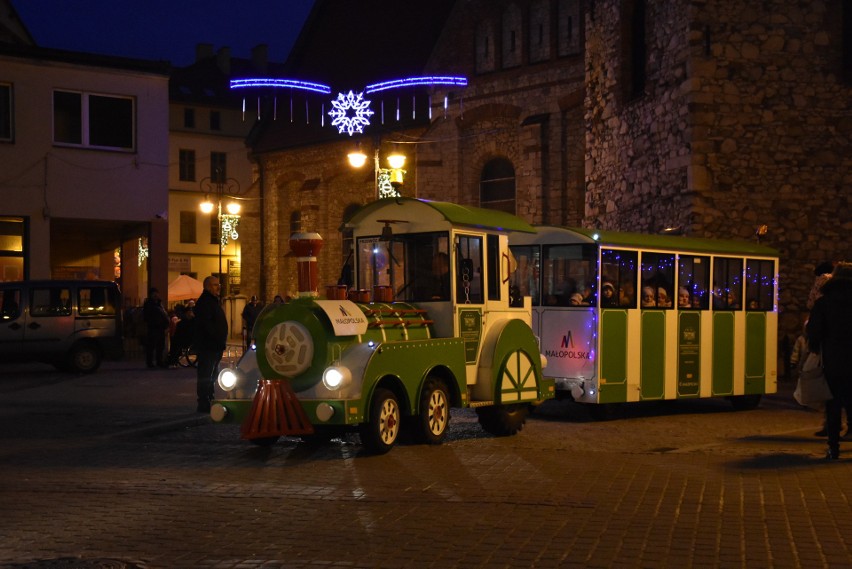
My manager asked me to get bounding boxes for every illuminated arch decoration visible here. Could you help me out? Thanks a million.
[229,75,467,136]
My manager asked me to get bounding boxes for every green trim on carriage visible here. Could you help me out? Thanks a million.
[712,312,735,395]
[640,311,666,400]
[745,312,767,394]
[599,309,628,403]
[213,399,253,424]
[565,226,780,257]
[676,312,701,397]
[345,197,537,233]
[490,319,546,403]
[301,399,358,426]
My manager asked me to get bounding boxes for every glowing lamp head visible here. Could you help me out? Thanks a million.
[386,152,406,169]
[225,201,241,215]
[200,199,215,214]
[348,150,368,168]
[322,365,352,390]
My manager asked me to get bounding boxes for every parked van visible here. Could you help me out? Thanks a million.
[0,280,123,372]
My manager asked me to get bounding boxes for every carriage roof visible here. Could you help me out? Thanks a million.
[512,225,779,257]
[345,197,536,234]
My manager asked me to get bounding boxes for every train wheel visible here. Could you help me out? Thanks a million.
[249,436,280,447]
[360,388,401,454]
[730,394,761,411]
[414,378,450,445]
[476,403,529,436]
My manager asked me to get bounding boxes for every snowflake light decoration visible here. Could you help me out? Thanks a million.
[328,91,374,135]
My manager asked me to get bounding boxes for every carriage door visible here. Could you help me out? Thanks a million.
[454,233,485,383]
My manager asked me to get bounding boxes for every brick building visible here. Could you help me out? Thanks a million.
[240,0,851,341]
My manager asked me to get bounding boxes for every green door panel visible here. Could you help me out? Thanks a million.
[599,310,627,403]
[677,312,701,397]
[744,313,766,394]
[640,311,665,400]
[712,313,734,395]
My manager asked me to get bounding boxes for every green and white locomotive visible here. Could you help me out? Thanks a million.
[210,198,554,454]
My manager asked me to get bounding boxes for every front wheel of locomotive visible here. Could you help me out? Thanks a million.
[414,377,450,445]
[360,388,401,454]
[476,403,530,436]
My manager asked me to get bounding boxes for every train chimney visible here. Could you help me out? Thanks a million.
[289,232,324,297]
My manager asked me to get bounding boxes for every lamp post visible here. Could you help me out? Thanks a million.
[200,170,243,296]
[348,143,406,199]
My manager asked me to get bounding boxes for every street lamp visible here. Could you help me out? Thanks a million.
[348,143,406,199]
[200,170,243,295]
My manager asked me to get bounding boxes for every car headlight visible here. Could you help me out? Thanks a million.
[218,368,240,392]
[322,365,351,390]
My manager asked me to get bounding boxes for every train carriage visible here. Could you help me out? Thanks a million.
[210,198,554,453]
[509,226,779,412]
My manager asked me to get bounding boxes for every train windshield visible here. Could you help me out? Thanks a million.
[356,231,451,302]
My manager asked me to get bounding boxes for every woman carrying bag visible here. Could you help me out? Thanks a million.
[807,262,852,460]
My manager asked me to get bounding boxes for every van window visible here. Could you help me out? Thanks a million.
[79,285,117,316]
[1,288,21,320]
[30,287,72,317]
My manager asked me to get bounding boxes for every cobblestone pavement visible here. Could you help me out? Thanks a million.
[1,361,851,568]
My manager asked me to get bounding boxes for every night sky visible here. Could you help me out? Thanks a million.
[12,0,315,65]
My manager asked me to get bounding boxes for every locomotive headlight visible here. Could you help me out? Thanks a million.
[218,368,240,392]
[322,365,352,390]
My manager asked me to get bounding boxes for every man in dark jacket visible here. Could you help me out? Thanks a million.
[194,276,228,413]
[142,287,169,368]
[807,262,852,459]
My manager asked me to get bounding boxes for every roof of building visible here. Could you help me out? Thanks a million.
[0,41,170,75]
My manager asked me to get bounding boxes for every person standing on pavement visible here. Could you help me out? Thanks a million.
[807,262,852,460]
[241,295,262,351]
[142,287,169,368]
[193,276,228,413]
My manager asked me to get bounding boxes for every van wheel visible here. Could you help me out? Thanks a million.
[67,342,101,373]
[730,394,761,411]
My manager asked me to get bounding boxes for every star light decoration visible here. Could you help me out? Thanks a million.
[328,91,375,136]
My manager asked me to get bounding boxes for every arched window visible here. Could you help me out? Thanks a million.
[480,158,516,214]
[289,210,301,233]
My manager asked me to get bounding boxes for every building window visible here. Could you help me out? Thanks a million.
[53,90,134,150]
[621,0,647,101]
[179,211,196,243]
[0,216,25,281]
[179,149,196,181]
[502,4,523,68]
[844,1,852,84]
[529,0,551,63]
[480,157,516,214]
[184,108,195,128]
[289,210,302,234]
[557,0,582,56]
[210,152,227,182]
[210,111,221,131]
[209,215,219,245]
[0,83,12,142]
[475,21,496,73]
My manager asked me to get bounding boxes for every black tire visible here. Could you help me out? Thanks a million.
[730,394,761,411]
[249,436,280,447]
[359,388,401,454]
[476,403,529,437]
[67,342,101,373]
[587,403,618,421]
[414,378,450,445]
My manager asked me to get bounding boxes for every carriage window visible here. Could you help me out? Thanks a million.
[542,244,597,307]
[712,257,743,310]
[509,245,540,306]
[745,259,775,311]
[487,234,500,301]
[601,249,637,308]
[455,235,484,304]
[677,255,710,309]
[640,253,676,309]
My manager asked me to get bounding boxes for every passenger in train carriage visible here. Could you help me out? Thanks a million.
[569,293,586,306]
[619,282,636,307]
[678,287,691,308]
[657,287,673,308]
[601,281,618,307]
[641,286,657,307]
